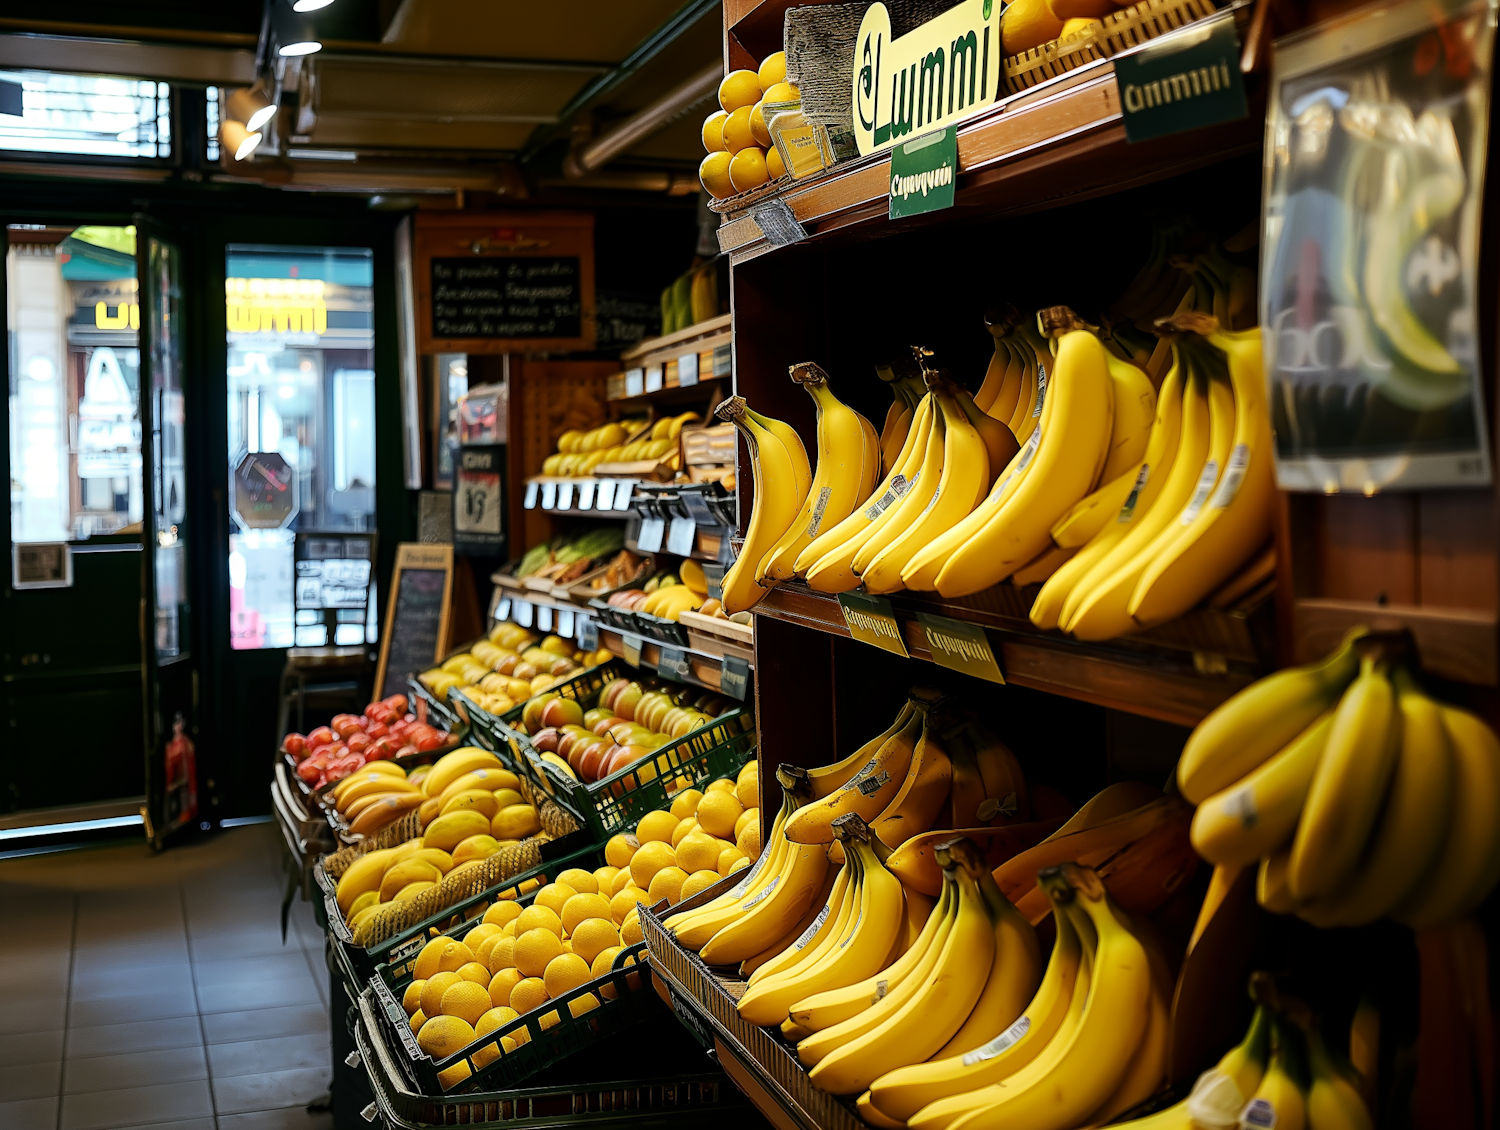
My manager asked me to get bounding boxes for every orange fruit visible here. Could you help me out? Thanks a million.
[509,976,550,1014]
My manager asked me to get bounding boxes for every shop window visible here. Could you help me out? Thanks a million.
[0,71,170,160]
[226,244,377,650]
[7,225,144,544]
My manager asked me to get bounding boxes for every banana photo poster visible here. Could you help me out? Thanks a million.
[1260,0,1495,491]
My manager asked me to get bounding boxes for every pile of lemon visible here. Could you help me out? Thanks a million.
[700,54,795,199]
[601,761,762,912]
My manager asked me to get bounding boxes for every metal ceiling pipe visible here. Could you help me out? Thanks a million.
[562,59,720,178]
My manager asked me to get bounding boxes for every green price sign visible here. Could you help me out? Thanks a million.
[838,592,910,657]
[1114,12,1247,143]
[917,613,1006,683]
[889,125,958,220]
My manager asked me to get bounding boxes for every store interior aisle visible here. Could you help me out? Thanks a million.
[0,824,334,1130]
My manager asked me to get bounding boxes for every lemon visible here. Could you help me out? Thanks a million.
[474,935,501,966]
[734,809,756,840]
[717,845,747,876]
[413,937,449,981]
[610,867,638,897]
[543,952,592,999]
[515,927,564,977]
[569,918,620,965]
[696,790,744,839]
[759,51,787,90]
[555,867,598,895]
[482,901,523,929]
[675,832,722,875]
[648,866,688,905]
[728,857,750,875]
[534,882,577,918]
[402,980,426,1016]
[488,966,524,1008]
[604,833,639,870]
[435,941,475,974]
[474,1006,519,1066]
[737,817,762,861]
[477,1005,518,1036]
[621,910,644,945]
[569,993,601,1018]
[492,804,540,840]
[440,980,493,1026]
[610,886,645,925]
[456,961,491,986]
[701,109,729,153]
[561,892,613,935]
[680,870,721,902]
[736,763,759,809]
[591,945,624,980]
[672,818,700,847]
[418,1013,476,1057]
[421,972,463,1019]
[487,935,516,973]
[516,903,563,938]
[750,102,772,148]
[718,68,762,112]
[700,151,735,200]
[729,148,768,193]
[761,81,800,105]
[721,105,756,154]
[438,1061,472,1090]
[707,778,736,794]
[669,789,703,820]
[465,923,501,950]
[635,810,679,845]
[629,841,676,890]
[500,920,518,938]
[409,1008,426,1033]
[592,865,620,891]
[509,976,550,1014]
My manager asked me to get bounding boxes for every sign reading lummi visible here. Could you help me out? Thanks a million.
[853,0,1001,157]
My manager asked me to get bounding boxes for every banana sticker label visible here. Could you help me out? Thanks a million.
[853,0,1001,157]
[1117,463,1151,523]
[1224,784,1257,827]
[838,906,864,947]
[793,904,833,949]
[963,1014,1030,1064]
[855,769,893,797]
[1240,1098,1278,1128]
[739,874,781,911]
[1180,458,1219,525]
[866,473,915,521]
[1032,363,1047,418]
[1210,443,1249,508]
[1016,426,1043,471]
[806,486,833,539]
[728,842,773,897]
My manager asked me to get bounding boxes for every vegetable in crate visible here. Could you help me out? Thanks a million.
[284,694,453,790]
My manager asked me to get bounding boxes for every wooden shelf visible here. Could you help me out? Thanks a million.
[753,583,1271,727]
[611,315,733,401]
[597,624,753,697]
[715,53,1262,265]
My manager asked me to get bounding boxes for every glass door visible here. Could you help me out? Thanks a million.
[137,220,197,848]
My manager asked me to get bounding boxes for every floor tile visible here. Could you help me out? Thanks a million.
[70,964,194,1001]
[67,985,199,1028]
[59,1078,214,1130]
[0,1059,61,1102]
[0,999,67,1035]
[202,1003,329,1045]
[218,1106,334,1130]
[211,1065,330,1115]
[0,1028,64,1066]
[119,1121,216,1130]
[0,1095,58,1130]
[63,1043,207,1094]
[73,939,191,967]
[66,1015,205,1059]
[208,1032,328,1077]
[196,972,319,1015]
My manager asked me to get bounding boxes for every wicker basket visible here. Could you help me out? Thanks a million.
[1004,0,1220,94]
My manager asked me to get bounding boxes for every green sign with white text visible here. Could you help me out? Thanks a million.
[1114,12,1247,143]
[889,126,958,219]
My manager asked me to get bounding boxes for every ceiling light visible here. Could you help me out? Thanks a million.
[293,0,336,9]
[226,86,277,133]
[221,120,262,161]
[273,0,323,56]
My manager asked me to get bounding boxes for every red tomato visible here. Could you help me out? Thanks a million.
[385,694,409,715]
[364,721,389,740]
[367,738,397,761]
[283,733,307,757]
[395,744,419,760]
[404,713,416,724]
[416,731,446,752]
[307,749,333,770]
[362,702,386,719]
[331,714,365,738]
[345,733,371,755]
[324,766,352,785]
[308,726,335,748]
[296,761,321,784]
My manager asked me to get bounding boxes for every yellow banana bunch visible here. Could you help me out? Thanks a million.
[758,363,881,583]
[876,355,928,478]
[869,707,954,849]
[975,307,1023,419]
[713,397,810,613]
[785,704,923,843]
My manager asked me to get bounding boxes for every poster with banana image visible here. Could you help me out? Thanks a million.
[1260,0,1494,491]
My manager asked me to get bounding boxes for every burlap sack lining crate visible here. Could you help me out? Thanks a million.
[1005,0,1220,93]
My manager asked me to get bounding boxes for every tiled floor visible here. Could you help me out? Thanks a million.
[0,824,335,1130]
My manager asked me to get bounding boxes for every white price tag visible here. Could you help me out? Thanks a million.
[679,352,699,387]
[496,596,511,623]
[622,633,644,666]
[613,482,635,511]
[537,604,553,632]
[523,482,539,509]
[540,482,558,509]
[576,616,598,650]
[625,369,644,397]
[637,516,665,553]
[513,599,533,628]
[576,480,595,510]
[557,481,574,510]
[595,480,616,510]
[668,516,697,557]
[556,607,575,638]
[646,365,664,393]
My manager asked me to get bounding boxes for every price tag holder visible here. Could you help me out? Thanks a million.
[749,198,808,246]
[712,344,732,378]
[658,645,692,682]
[557,481,574,510]
[576,616,598,650]
[678,351,699,387]
[556,607,575,638]
[625,368,644,397]
[646,365,664,393]
[637,516,665,553]
[667,516,697,557]
[495,596,512,623]
[917,613,1005,683]
[613,482,635,511]
[721,655,751,700]
[595,480,615,510]
[668,985,714,1050]
[541,482,558,509]
[513,599,534,628]
[523,482,539,509]
[576,480,595,510]
[837,592,909,657]
[622,632,644,667]
[537,604,554,632]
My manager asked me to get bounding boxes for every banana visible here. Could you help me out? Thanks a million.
[1394,704,1500,929]
[741,863,842,979]
[1299,670,1453,927]
[790,876,954,1035]
[887,820,1063,898]
[850,397,950,577]
[785,707,922,843]
[860,381,990,594]
[1010,316,1056,448]
[940,864,1151,1130]
[1098,351,1156,487]
[715,397,810,614]
[1189,711,1335,867]
[871,887,1081,1124]
[1032,358,1185,630]
[807,841,997,1094]
[949,722,986,830]
[969,721,1031,825]
[877,359,919,478]
[738,816,905,1026]
[807,702,917,800]
[1256,845,1297,913]
[921,315,1116,597]
[743,404,812,501]
[1083,939,1169,1126]
[759,363,881,583]
[871,709,954,849]
[1009,545,1073,587]
[698,834,829,965]
[1178,629,1363,804]
[1237,1017,1307,1130]
[1305,1022,1374,1130]
[976,308,1021,415]
[1288,655,1400,901]
[1068,350,1232,641]
[1005,332,1040,442]
[802,394,935,592]
[1125,324,1276,629]
[858,1092,908,1130]
[916,347,1018,482]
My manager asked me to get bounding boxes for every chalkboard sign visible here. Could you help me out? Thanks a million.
[375,543,455,700]
[430,257,581,339]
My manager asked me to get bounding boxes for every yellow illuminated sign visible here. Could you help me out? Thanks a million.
[95,302,140,330]
[225,277,328,335]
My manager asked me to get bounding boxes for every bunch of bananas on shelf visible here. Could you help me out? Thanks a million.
[543,414,697,477]
[1181,627,1500,930]
[660,262,718,335]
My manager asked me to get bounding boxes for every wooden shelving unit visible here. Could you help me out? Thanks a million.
[608,314,733,402]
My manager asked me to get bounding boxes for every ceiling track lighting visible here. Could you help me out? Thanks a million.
[220,119,262,162]
[292,0,335,9]
[226,84,277,133]
[272,0,324,57]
